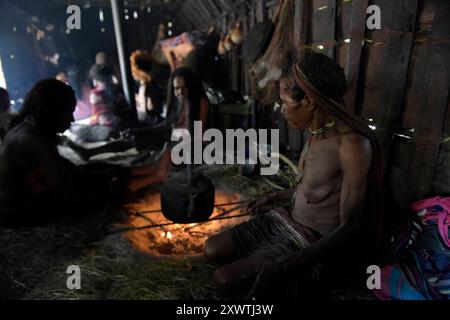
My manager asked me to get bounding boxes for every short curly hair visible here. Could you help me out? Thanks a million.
[89,64,114,83]
[283,51,347,102]
[130,50,155,83]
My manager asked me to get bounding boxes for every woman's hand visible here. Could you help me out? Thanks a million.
[247,193,275,215]
[245,252,321,300]
[245,255,292,300]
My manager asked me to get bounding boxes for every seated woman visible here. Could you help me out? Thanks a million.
[68,66,210,161]
[166,67,210,133]
[204,52,388,300]
[69,64,127,143]
[131,50,165,126]
[0,79,168,228]
[0,80,96,227]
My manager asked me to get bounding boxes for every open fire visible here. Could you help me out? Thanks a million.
[123,192,250,256]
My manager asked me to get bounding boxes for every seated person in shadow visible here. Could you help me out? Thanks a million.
[0,79,169,228]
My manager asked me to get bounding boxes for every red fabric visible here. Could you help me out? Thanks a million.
[90,88,114,126]
[73,84,92,121]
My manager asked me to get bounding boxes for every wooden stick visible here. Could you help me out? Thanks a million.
[213,203,250,219]
[136,199,253,215]
[108,213,251,235]
[133,211,168,234]
[182,203,250,232]
[108,222,180,235]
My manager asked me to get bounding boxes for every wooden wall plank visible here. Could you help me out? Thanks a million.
[432,97,450,195]
[285,0,311,157]
[389,0,450,205]
[335,1,352,77]
[342,0,369,114]
[255,0,267,22]
[360,0,418,120]
[249,0,257,28]
[376,28,418,151]
[293,0,308,53]
[309,0,337,58]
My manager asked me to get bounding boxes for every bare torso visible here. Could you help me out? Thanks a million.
[0,120,75,203]
[292,127,361,235]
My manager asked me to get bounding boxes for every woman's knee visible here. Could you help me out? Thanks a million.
[204,232,234,262]
[204,235,222,261]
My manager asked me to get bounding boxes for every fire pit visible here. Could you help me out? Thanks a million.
[123,192,250,256]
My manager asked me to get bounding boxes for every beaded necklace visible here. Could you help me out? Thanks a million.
[292,120,336,205]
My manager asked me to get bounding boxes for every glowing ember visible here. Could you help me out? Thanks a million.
[123,192,249,256]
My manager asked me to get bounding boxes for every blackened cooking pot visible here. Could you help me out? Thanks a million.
[160,171,215,224]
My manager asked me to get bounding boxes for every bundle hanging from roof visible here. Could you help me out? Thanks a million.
[249,0,297,105]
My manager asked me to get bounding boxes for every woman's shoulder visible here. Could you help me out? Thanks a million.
[1,121,45,157]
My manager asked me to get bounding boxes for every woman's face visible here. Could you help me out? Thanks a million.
[173,76,188,101]
[279,78,314,129]
[55,96,76,133]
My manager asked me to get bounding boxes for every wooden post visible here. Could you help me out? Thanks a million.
[256,0,266,22]
[111,0,135,108]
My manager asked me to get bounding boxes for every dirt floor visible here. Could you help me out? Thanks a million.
[0,164,375,300]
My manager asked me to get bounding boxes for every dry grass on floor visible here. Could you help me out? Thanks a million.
[0,213,219,300]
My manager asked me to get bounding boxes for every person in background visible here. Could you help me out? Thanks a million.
[88,64,123,128]
[95,51,120,85]
[166,67,210,133]
[130,50,165,126]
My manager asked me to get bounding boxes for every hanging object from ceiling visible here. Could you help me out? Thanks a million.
[230,22,243,46]
[249,0,298,105]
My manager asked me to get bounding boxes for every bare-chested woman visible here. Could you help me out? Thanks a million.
[204,52,385,299]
